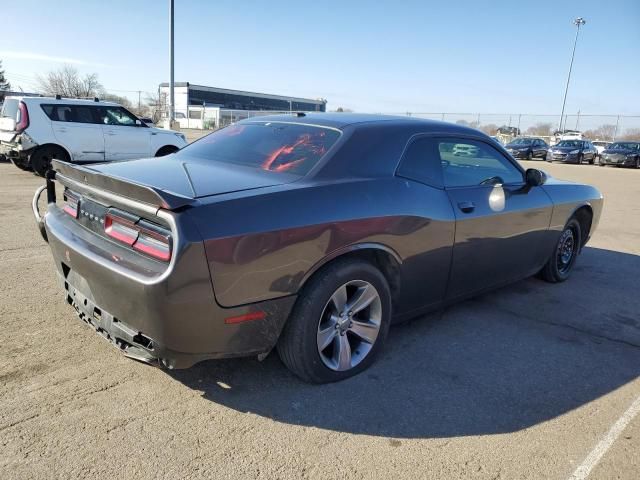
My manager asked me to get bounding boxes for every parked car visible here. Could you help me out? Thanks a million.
[547,140,597,164]
[598,141,640,168]
[591,140,611,158]
[504,137,549,160]
[32,113,603,383]
[554,129,583,142]
[452,143,479,156]
[0,96,187,176]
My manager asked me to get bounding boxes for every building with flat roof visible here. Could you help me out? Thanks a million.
[158,82,326,112]
[157,82,327,129]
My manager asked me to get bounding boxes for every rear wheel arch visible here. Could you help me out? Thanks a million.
[32,143,71,161]
[29,144,71,176]
[299,244,402,308]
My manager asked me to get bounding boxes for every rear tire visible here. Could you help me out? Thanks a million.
[10,157,33,171]
[30,146,69,177]
[539,218,582,283]
[277,258,392,383]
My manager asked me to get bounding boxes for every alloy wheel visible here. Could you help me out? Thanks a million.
[316,280,382,372]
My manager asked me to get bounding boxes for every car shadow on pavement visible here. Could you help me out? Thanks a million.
[170,246,640,439]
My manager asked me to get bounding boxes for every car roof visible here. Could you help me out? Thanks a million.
[238,112,485,135]
[7,95,121,107]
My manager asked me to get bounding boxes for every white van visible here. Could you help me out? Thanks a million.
[0,96,187,176]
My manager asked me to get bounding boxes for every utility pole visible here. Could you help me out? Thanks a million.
[558,17,586,133]
[168,0,175,128]
[613,116,620,142]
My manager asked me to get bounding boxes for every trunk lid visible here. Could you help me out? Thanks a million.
[53,155,295,210]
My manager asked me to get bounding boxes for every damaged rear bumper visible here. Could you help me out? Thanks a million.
[36,181,297,369]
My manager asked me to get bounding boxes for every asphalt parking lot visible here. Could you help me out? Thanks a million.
[1,159,639,479]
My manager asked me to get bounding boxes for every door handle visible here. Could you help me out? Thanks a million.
[105,131,117,136]
[457,201,476,213]
[56,127,67,132]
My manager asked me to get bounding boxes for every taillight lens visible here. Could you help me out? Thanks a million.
[104,211,172,262]
[63,190,79,218]
[104,212,139,246]
[16,101,30,132]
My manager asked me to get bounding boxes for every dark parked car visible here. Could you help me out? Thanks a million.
[548,140,598,164]
[32,114,603,383]
[598,141,640,168]
[504,137,549,160]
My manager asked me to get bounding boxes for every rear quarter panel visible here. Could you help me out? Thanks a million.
[189,177,455,313]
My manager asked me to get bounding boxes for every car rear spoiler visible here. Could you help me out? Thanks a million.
[51,159,195,210]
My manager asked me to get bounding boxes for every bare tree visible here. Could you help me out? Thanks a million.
[334,107,353,113]
[456,119,480,129]
[619,128,640,141]
[100,92,133,109]
[525,122,553,136]
[36,65,103,98]
[479,123,499,136]
[583,124,616,141]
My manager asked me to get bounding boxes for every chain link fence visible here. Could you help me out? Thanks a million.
[162,107,640,142]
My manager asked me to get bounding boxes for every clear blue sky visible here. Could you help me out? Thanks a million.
[1,0,638,115]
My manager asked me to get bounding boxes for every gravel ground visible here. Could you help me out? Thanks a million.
[1,159,639,480]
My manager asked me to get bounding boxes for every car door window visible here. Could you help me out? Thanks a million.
[438,138,524,187]
[100,107,138,126]
[41,104,98,124]
[396,136,443,187]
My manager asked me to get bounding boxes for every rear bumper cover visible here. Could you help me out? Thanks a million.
[40,188,296,369]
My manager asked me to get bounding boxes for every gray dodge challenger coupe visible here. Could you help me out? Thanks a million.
[33,113,603,383]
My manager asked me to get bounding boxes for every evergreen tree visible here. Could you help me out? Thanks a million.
[0,60,10,91]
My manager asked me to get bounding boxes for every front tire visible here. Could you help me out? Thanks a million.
[539,218,582,283]
[277,258,392,383]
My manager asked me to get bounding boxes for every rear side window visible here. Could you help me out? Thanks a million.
[396,137,443,187]
[41,104,98,124]
[1,99,19,120]
[181,123,341,176]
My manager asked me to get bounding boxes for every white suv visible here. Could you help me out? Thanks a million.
[0,96,187,176]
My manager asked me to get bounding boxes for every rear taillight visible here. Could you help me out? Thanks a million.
[104,210,172,262]
[104,212,138,246]
[63,190,79,218]
[16,101,29,132]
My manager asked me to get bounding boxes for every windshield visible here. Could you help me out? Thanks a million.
[178,122,341,176]
[509,138,533,146]
[0,99,19,119]
[556,140,582,148]
[609,142,640,150]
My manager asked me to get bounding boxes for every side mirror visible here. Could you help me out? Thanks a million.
[525,168,546,187]
[135,119,143,126]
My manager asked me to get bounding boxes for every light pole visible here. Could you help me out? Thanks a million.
[168,0,175,128]
[558,17,586,133]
